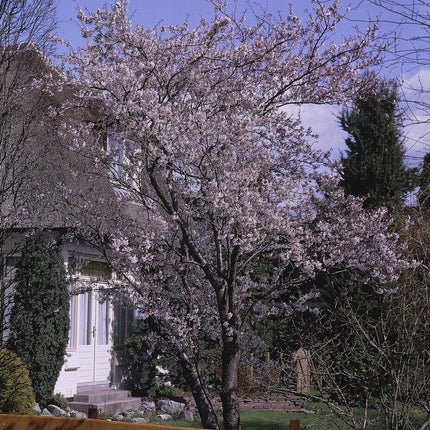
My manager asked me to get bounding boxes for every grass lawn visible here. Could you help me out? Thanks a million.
[151,408,349,429]
[151,402,428,429]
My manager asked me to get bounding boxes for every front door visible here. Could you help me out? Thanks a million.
[76,291,112,384]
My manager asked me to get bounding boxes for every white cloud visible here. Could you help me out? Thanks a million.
[400,68,430,165]
[283,72,430,168]
[403,69,430,99]
[284,104,347,160]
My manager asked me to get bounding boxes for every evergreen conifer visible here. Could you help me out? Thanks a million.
[7,233,69,406]
[418,152,430,208]
[339,85,413,210]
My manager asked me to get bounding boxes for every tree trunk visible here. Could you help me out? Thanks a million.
[179,352,220,430]
[221,336,241,430]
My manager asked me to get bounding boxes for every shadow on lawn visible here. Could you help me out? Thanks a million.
[240,415,293,430]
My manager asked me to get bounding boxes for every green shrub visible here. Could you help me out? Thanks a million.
[7,233,70,405]
[44,392,69,410]
[120,326,153,396]
[147,378,179,400]
[0,349,36,414]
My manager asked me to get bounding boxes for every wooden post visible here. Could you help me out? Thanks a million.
[250,353,254,380]
[293,348,311,393]
[88,406,98,419]
[290,419,300,430]
[265,351,270,364]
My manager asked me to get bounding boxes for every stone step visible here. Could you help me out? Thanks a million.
[73,389,132,403]
[77,383,111,391]
[69,396,142,415]
[70,386,142,415]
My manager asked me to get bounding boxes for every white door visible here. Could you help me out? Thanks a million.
[76,291,112,384]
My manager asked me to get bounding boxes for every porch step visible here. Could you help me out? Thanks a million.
[73,389,132,403]
[69,387,141,415]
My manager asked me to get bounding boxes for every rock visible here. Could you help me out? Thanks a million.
[41,408,53,416]
[158,413,173,421]
[69,410,87,419]
[132,417,149,423]
[157,399,185,415]
[47,404,68,417]
[140,401,156,411]
[122,411,136,419]
[184,410,194,421]
[33,403,42,413]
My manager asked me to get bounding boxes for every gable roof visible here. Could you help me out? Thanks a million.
[0,45,121,232]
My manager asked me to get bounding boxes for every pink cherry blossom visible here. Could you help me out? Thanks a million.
[53,2,407,429]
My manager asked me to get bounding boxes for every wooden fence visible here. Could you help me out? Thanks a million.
[0,414,202,430]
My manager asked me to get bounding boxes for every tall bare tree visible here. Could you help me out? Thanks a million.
[0,0,56,52]
[0,0,57,346]
[366,0,430,153]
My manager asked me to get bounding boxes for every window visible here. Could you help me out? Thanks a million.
[114,305,135,347]
[107,134,124,178]
[113,305,145,347]
[79,292,92,345]
[97,299,110,345]
[3,255,20,279]
[81,260,112,280]
[106,134,139,186]
[68,254,112,280]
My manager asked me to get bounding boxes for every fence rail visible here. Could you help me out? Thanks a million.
[0,414,202,430]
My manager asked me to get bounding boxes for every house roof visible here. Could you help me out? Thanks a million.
[0,45,122,233]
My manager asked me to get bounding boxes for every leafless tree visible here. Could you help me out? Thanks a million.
[277,210,430,430]
[0,0,56,54]
[365,0,430,159]
[0,0,57,346]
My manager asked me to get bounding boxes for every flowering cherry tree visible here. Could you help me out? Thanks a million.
[56,1,408,429]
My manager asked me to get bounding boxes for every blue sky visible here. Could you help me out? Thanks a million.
[56,0,344,35]
[54,0,430,165]
[56,1,393,59]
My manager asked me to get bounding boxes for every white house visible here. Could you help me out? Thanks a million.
[1,232,130,399]
[0,45,139,402]
[54,243,115,398]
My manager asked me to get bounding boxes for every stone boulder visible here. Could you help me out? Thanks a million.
[140,401,156,411]
[184,410,194,421]
[69,409,87,419]
[47,404,69,417]
[132,417,149,423]
[157,399,185,415]
[121,411,136,420]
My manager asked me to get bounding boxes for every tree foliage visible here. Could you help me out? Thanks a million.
[0,348,35,414]
[7,233,69,406]
[339,85,414,210]
[418,152,430,209]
